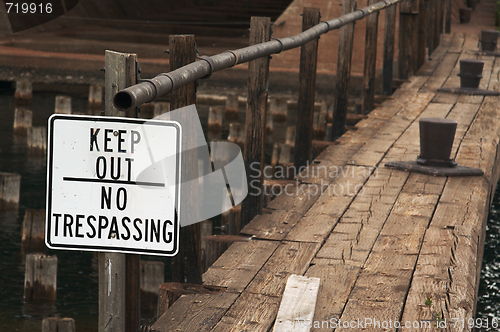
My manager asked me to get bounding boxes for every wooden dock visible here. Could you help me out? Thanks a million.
[151,32,500,331]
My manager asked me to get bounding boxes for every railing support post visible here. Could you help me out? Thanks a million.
[445,0,451,33]
[362,0,380,114]
[416,0,427,71]
[383,2,397,95]
[329,0,356,140]
[294,7,320,170]
[241,17,271,228]
[398,0,419,79]
[169,35,202,285]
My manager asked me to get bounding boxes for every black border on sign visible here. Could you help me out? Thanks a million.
[45,114,181,256]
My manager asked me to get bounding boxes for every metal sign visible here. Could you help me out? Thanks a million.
[46,115,181,256]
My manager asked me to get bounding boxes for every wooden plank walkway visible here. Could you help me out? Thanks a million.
[151,32,500,331]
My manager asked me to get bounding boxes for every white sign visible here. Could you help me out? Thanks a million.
[46,115,181,256]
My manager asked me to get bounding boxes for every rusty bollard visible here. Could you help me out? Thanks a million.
[481,30,499,52]
[385,118,483,176]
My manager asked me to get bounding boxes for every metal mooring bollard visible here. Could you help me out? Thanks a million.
[458,59,484,89]
[481,30,499,52]
[417,118,457,167]
[385,118,484,176]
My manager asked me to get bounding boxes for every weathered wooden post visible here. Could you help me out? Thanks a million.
[240,17,271,228]
[27,127,47,152]
[434,0,442,50]
[15,79,32,103]
[55,96,72,114]
[24,254,57,301]
[13,107,32,134]
[294,7,320,170]
[0,172,21,209]
[225,95,239,121]
[362,0,380,114]
[22,209,45,250]
[427,0,436,55]
[99,50,140,332]
[169,35,202,284]
[88,84,103,109]
[153,101,170,117]
[42,317,76,332]
[383,3,397,95]
[445,0,452,33]
[399,0,419,79]
[329,0,356,140]
[417,0,428,71]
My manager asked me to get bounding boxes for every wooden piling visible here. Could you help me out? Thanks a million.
[14,79,32,103]
[417,0,428,71]
[100,50,140,332]
[54,96,72,114]
[278,143,292,168]
[329,0,356,140]
[88,84,103,109]
[241,17,271,229]
[313,109,327,140]
[27,127,47,152]
[225,95,239,121]
[200,220,213,272]
[169,35,203,285]
[427,0,436,55]
[42,317,76,332]
[399,1,419,79]
[22,209,45,250]
[383,3,397,95]
[208,106,224,139]
[228,122,245,151]
[0,172,21,209]
[24,254,57,301]
[13,107,32,134]
[445,0,452,33]
[362,0,380,114]
[140,260,164,312]
[434,0,442,50]
[294,7,320,171]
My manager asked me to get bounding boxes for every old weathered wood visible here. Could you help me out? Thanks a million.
[24,254,57,301]
[152,293,238,332]
[0,172,21,209]
[329,0,356,140]
[416,0,427,71]
[13,107,32,134]
[156,282,226,317]
[55,95,72,114]
[168,35,203,285]
[445,0,452,33]
[205,235,251,269]
[225,94,239,121]
[294,7,320,170]
[14,79,32,103]
[398,10,417,79]
[273,274,320,332]
[100,50,139,332]
[88,84,103,109]
[21,209,45,250]
[383,3,397,95]
[434,0,443,50]
[241,17,271,228]
[362,0,379,114]
[27,126,47,152]
[42,317,76,332]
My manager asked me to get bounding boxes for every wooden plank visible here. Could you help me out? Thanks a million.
[421,52,459,92]
[151,293,239,332]
[294,7,320,170]
[338,299,405,331]
[349,269,413,303]
[305,262,360,325]
[202,239,279,292]
[241,17,271,227]
[246,241,321,297]
[211,292,281,332]
[272,274,320,332]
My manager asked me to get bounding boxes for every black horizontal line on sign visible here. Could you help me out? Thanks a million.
[62,177,165,187]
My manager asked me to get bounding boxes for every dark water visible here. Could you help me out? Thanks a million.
[476,184,500,330]
[0,85,499,331]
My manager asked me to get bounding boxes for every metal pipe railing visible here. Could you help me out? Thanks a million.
[113,0,402,111]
